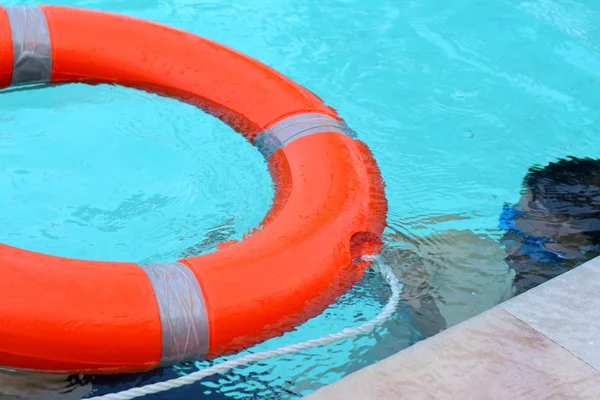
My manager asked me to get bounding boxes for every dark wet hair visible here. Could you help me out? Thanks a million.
[503,157,600,294]
[523,156,600,219]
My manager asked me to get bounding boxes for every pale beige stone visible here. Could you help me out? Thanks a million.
[306,307,600,400]
[500,258,600,370]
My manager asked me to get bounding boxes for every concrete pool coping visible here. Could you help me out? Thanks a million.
[305,256,600,399]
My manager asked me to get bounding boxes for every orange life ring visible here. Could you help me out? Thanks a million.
[0,5,387,374]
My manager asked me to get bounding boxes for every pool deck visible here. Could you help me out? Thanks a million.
[306,256,600,399]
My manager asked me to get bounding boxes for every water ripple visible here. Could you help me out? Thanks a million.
[2,0,600,398]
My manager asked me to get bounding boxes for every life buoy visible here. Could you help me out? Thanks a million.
[0,5,387,374]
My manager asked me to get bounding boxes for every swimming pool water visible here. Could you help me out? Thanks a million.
[1,0,600,398]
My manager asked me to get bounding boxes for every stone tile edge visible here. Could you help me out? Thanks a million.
[303,256,600,398]
[498,256,600,372]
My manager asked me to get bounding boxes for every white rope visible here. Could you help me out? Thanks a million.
[88,255,402,400]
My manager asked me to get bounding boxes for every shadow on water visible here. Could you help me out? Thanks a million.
[0,363,304,399]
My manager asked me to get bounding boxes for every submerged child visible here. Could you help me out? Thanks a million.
[380,156,600,339]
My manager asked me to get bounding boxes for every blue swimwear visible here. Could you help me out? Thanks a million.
[498,204,566,266]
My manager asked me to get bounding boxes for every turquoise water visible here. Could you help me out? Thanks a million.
[1,0,600,398]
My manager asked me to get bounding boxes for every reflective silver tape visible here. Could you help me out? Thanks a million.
[5,6,52,86]
[139,262,210,365]
[254,112,357,158]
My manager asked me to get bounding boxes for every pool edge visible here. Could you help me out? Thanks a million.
[304,256,600,399]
